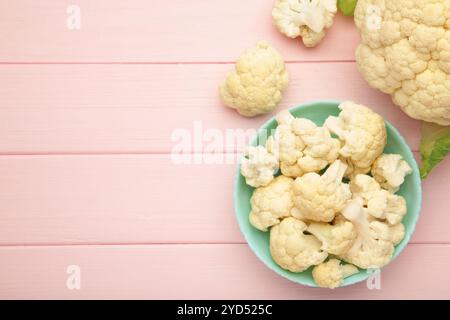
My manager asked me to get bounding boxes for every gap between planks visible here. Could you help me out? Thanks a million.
[0,242,447,248]
[0,60,356,65]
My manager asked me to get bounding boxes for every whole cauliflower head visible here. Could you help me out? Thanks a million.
[270,217,328,272]
[325,101,387,176]
[372,154,413,192]
[249,176,294,231]
[307,221,357,255]
[350,174,407,225]
[292,159,352,222]
[219,41,289,117]
[273,0,338,47]
[312,259,359,289]
[354,0,450,125]
[340,198,399,269]
[241,145,279,188]
[268,110,340,178]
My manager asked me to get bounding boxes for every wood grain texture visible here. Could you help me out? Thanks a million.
[0,63,421,154]
[0,0,448,300]
[0,0,359,63]
[0,153,447,245]
[1,244,450,299]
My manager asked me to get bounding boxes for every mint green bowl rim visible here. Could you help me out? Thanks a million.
[233,100,422,288]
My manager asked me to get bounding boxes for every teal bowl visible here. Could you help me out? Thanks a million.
[234,100,422,287]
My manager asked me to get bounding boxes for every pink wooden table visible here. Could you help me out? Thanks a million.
[0,0,449,299]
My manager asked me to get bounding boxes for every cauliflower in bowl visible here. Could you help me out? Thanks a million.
[238,101,416,289]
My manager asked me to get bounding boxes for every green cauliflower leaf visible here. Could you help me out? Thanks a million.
[338,0,358,16]
[420,122,450,179]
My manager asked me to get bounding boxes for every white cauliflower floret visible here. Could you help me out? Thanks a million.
[349,174,382,201]
[219,41,289,117]
[270,217,328,272]
[292,159,352,222]
[269,111,305,177]
[269,110,340,178]
[389,223,406,246]
[325,101,387,177]
[272,0,338,47]
[291,117,341,172]
[307,221,357,255]
[350,174,407,225]
[367,190,407,226]
[249,176,294,231]
[340,198,400,269]
[241,145,279,188]
[372,154,413,192]
[312,259,359,289]
[354,0,450,125]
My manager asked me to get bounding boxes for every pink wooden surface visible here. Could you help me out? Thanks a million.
[0,63,420,154]
[1,244,450,300]
[0,0,358,63]
[0,153,448,245]
[0,0,448,299]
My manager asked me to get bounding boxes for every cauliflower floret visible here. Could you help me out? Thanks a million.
[312,259,359,289]
[269,111,306,177]
[219,41,289,117]
[307,221,357,255]
[350,174,407,225]
[270,217,328,272]
[241,145,279,188]
[389,223,406,246]
[292,159,352,222]
[349,174,382,200]
[372,154,413,192]
[325,101,387,176]
[367,190,407,226]
[268,110,340,178]
[272,0,338,47]
[340,198,399,269]
[291,118,341,172]
[249,176,294,231]
[354,0,450,125]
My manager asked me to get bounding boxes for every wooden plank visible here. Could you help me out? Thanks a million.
[0,153,447,245]
[0,0,359,63]
[0,243,449,299]
[0,63,421,154]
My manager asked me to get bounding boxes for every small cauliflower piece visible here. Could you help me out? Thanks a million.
[219,41,289,117]
[241,145,279,188]
[389,223,406,246]
[249,176,294,231]
[349,174,382,201]
[269,110,340,178]
[312,259,359,289]
[270,217,328,272]
[291,118,341,172]
[350,174,407,225]
[307,220,357,255]
[292,159,352,222]
[367,190,407,226]
[270,111,306,177]
[340,198,398,269]
[325,101,387,177]
[272,0,338,47]
[372,154,413,192]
